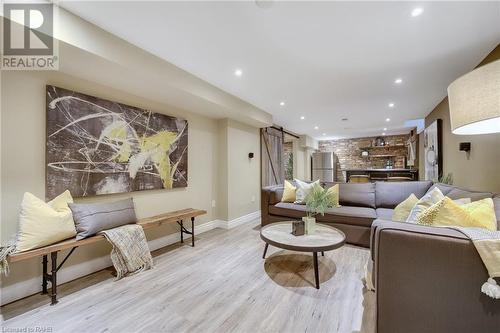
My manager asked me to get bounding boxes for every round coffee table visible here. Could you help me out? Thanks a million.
[260,221,346,289]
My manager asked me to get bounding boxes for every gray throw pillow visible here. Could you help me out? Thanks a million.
[69,198,137,240]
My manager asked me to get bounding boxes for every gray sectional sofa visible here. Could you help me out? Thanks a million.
[264,181,424,246]
[261,181,499,247]
[261,181,500,332]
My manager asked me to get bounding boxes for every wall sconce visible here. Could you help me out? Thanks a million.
[459,142,471,152]
[459,142,471,160]
[361,151,369,158]
[248,152,254,159]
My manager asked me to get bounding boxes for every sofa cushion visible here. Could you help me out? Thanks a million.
[270,202,376,227]
[338,182,376,208]
[318,206,376,227]
[269,202,306,219]
[268,186,284,205]
[375,181,432,208]
[428,183,492,202]
[376,208,394,221]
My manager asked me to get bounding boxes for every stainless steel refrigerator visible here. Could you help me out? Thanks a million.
[311,152,337,182]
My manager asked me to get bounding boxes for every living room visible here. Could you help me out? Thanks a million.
[1,1,499,332]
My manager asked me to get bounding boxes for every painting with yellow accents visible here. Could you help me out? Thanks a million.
[46,85,188,199]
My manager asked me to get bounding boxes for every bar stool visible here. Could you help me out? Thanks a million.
[349,175,371,183]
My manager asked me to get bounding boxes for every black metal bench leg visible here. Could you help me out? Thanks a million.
[41,255,48,294]
[180,220,184,243]
[191,217,195,247]
[50,252,58,305]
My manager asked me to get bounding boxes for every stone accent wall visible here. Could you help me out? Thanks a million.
[318,134,410,182]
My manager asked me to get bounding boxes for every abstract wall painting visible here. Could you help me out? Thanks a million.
[46,85,188,199]
[424,119,442,182]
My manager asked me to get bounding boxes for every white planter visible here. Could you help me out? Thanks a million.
[302,216,316,235]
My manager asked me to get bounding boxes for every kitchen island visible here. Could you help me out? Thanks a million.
[345,168,418,182]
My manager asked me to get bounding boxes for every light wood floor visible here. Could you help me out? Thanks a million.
[1,220,375,333]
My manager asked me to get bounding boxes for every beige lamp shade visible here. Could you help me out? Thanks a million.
[447,59,500,135]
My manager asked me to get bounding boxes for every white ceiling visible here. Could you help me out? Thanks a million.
[60,1,500,139]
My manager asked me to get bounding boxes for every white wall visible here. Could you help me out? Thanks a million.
[0,70,222,303]
[226,119,261,220]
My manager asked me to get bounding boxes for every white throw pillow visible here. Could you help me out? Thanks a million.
[16,191,77,252]
[294,179,320,204]
[406,187,444,223]
[453,198,471,205]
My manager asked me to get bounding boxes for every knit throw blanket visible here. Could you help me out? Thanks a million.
[99,224,154,280]
[451,227,500,299]
[0,241,16,276]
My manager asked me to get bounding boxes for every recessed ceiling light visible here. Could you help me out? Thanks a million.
[314,126,319,130]
[382,132,386,136]
[279,101,285,106]
[388,103,395,108]
[394,78,403,84]
[411,7,424,17]
[383,127,387,131]
[386,118,391,122]
[255,0,275,10]
[300,116,305,120]
[234,69,243,77]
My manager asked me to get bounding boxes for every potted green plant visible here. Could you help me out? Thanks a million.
[303,185,330,234]
[438,172,454,185]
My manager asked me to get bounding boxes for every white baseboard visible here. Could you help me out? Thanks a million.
[0,212,260,306]
[146,218,220,251]
[219,210,261,229]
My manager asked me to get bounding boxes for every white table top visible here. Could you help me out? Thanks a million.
[260,222,345,252]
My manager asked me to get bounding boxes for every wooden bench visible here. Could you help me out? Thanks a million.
[8,208,206,305]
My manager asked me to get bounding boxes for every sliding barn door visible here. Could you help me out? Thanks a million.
[261,127,285,187]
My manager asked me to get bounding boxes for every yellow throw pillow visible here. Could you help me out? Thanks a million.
[16,191,77,252]
[461,198,497,230]
[281,180,297,203]
[416,197,497,231]
[48,190,74,213]
[326,184,340,208]
[392,194,419,222]
[406,187,444,223]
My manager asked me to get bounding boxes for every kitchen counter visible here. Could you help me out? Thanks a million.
[344,168,419,181]
[345,168,418,172]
